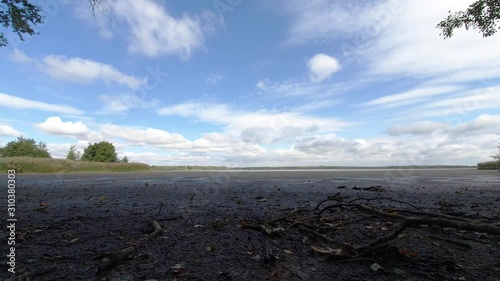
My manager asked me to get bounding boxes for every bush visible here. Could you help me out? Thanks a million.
[0,136,50,158]
[477,161,500,170]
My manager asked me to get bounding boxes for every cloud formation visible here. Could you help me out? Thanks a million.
[42,55,144,89]
[107,0,217,59]
[0,124,22,137]
[385,121,448,136]
[158,102,350,143]
[11,50,144,89]
[98,94,156,114]
[0,93,83,115]
[37,117,90,136]
[307,53,341,83]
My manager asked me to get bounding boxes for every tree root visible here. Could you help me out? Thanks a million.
[244,197,500,263]
[314,201,500,257]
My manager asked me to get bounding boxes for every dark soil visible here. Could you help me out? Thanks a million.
[1,169,499,281]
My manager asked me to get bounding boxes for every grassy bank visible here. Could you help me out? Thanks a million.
[151,165,229,170]
[0,157,150,173]
[477,161,500,170]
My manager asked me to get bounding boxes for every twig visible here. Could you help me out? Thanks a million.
[97,220,166,274]
[347,197,422,210]
[428,235,472,249]
[147,220,166,239]
[298,225,357,254]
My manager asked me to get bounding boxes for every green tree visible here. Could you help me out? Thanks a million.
[0,0,42,46]
[81,141,117,162]
[437,0,500,38]
[66,145,81,161]
[1,0,105,46]
[121,156,129,163]
[491,142,500,171]
[0,136,50,158]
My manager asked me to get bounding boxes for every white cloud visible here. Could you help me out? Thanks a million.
[0,124,22,137]
[450,114,500,135]
[98,94,156,114]
[284,1,500,85]
[42,55,144,89]
[386,121,448,136]
[100,124,187,145]
[255,79,345,98]
[106,0,216,59]
[359,1,500,79]
[284,0,390,44]
[420,86,500,117]
[0,93,83,115]
[158,102,351,143]
[37,117,90,136]
[307,53,341,83]
[10,49,33,63]
[361,85,463,108]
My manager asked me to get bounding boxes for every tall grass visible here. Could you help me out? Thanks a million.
[477,161,500,170]
[0,157,150,173]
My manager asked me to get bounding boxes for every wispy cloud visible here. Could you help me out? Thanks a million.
[361,85,463,108]
[101,0,218,59]
[42,55,144,89]
[284,0,391,45]
[98,93,157,114]
[359,1,500,80]
[158,101,351,143]
[205,73,223,86]
[10,49,33,63]
[385,121,448,136]
[0,93,83,115]
[421,86,500,117]
[11,50,144,89]
[255,79,344,98]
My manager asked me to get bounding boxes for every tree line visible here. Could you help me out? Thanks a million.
[0,136,128,163]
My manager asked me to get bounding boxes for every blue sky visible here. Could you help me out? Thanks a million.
[1,0,499,166]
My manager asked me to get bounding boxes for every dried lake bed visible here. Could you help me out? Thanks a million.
[1,168,499,280]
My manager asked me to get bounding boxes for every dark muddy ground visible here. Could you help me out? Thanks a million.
[1,169,499,281]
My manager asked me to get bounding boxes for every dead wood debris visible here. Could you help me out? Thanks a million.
[242,196,500,263]
[97,220,167,275]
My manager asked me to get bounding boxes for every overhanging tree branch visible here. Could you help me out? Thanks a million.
[437,0,500,38]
